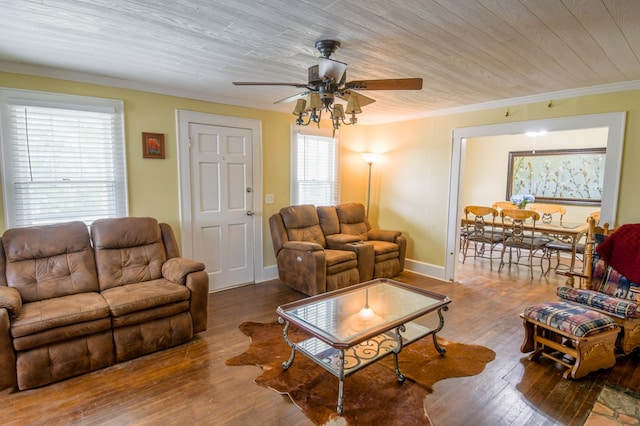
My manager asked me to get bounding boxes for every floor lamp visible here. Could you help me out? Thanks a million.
[362,153,380,217]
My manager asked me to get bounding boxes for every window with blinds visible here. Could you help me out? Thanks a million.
[0,90,128,228]
[291,128,340,206]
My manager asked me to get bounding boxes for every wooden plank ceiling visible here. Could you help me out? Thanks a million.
[0,0,639,123]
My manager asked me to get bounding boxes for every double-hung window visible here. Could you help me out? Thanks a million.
[0,89,128,228]
[290,126,340,206]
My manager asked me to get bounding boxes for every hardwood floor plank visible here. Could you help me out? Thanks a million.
[1,258,638,425]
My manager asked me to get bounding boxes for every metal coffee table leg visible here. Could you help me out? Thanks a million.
[337,350,345,415]
[279,320,297,369]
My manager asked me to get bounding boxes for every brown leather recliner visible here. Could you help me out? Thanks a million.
[0,221,114,390]
[0,217,208,390]
[269,205,360,296]
[91,217,208,362]
[334,203,406,279]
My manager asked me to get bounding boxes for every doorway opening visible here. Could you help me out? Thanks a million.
[445,112,626,283]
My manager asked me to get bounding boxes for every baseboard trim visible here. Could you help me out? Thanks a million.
[259,260,447,284]
[404,258,448,282]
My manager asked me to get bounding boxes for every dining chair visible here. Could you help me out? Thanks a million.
[545,210,601,273]
[461,206,502,269]
[529,203,566,224]
[498,209,549,278]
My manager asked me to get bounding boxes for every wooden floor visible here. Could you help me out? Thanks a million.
[2,259,639,426]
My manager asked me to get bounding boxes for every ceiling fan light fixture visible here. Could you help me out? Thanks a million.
[233,40,422,133]
[332,103,345,119]
[345,95,362,115]
[292,99,307,115]
[307,93,321,111]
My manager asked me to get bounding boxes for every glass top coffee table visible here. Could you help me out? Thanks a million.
[276,278,451,415]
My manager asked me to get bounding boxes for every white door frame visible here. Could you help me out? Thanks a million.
[445,112,626,282]
[176,110,264,285]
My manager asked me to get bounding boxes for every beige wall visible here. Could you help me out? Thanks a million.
[0,71,293,268]
[462,128,608,223]
[2,71,639,275]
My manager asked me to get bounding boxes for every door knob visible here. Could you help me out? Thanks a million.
[246,211,255,216]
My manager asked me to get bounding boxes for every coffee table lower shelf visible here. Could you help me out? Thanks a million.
[280,320,446,415]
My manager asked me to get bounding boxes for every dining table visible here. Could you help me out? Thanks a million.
[461,216,590,272]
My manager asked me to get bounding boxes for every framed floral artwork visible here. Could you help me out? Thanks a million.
[142,132,165,159]
[506,147,606,206]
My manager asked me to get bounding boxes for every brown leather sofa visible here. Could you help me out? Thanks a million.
[269,203,406,296]
[0,217,208,390]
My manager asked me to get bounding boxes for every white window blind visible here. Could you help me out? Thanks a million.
[291,129,340,206]
[0,91,127,227]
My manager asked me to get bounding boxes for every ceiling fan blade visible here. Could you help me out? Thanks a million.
[274,91,311,104]
[345,78,423,90]
[319,58,347,83]
[337,90,376,107]
[232,82,311,88]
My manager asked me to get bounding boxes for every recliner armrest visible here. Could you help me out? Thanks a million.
[0,286,22,318]
[162,257,206,285]
[326,234,361,247]
[368,229,402,242]
[282,241,324,251]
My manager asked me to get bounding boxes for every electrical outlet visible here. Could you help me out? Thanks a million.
[265,194,275,204]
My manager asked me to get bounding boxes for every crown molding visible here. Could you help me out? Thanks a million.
[2,61,639,125]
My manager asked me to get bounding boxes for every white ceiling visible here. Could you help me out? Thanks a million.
[1,0,640,124]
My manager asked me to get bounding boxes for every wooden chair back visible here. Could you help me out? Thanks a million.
[529,203,566,223]
[588,210,601,225]
[500,208,540,244]
[463,205,499,239]
[581,216,612,285]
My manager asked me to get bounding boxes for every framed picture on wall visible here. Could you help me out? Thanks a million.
[506,147,606,206]
[142,132,165,159]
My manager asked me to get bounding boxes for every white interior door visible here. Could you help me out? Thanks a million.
[189,122,254,291]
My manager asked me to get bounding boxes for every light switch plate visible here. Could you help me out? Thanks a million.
[265,193,275,204]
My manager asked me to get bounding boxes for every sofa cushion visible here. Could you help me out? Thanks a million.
[336,203,369,240]
[10,292,110,338]
[280,205,327,247]
[101,279,190,317]
[317,206,340,235]
[91,217,167,291]
[557,286,639,319]
[324,249,357,267]
[12,318,112,351]
[2,221,99,303]
[368,240,399,256]
[522,301,617,337]
[593,264,640,303]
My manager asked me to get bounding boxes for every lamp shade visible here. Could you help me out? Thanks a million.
[333,103,345,119]
[362,152,380,164]
[292,99,307,115]
[346,95,362,114]
[308,93,321,110]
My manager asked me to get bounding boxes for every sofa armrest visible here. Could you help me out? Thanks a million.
[162,258,206,285]
[368,229,402,242]
[282,241,324,252]
[185,270,209,333]
[0,286,22,318]
[326,234,361,246]
[0,308,17,390]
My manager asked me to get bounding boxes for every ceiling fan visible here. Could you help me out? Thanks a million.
[233,40,423,131]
